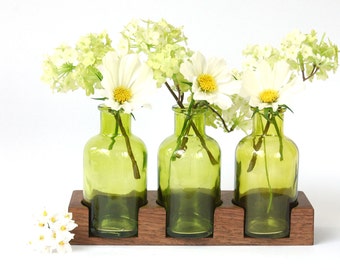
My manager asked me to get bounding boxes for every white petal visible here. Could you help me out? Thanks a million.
[119,54,141,87]
[102,51,119,90]
[219,80,241,95]
[100,52,157,112]
[258,61,273,89]
[241,69,261,98]
[213,94,233,110]
[273,61,291,89]
[181,51,207,80]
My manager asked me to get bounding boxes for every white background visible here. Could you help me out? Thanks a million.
[1,0,340,268]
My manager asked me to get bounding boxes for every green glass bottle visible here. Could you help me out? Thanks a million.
[83,105,147,238]
[158,105,221,238]
[233,109,299,238]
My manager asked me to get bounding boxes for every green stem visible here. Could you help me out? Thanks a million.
[189,120,218,165]
[171,103,193,160]
[302,64,319,81]
[271,116,284,161]
[248,110,285,213]
[247,119,271,172]
[165,82,218,165]
[247,110,284,172]
[112,111,141,180]
[108,119,119,150]
[262,136,273,214]
[207,104,232,133]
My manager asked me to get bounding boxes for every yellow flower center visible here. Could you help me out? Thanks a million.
[197,74,217,92]
[113,86,132,103]
[259,89,279,103]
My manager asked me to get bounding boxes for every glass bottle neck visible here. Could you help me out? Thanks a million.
[99,106,131,136]
[252,110,284,136]
[173,106,206,136]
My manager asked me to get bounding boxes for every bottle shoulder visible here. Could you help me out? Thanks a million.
[84,133,146,150]
[236,134,298,152]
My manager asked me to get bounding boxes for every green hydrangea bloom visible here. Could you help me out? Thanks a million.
[242,29,338,84]
[41,31,113,95]
[120,18,252,134]
[120,19,193,90]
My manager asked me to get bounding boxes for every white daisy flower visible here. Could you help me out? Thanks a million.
[52,231,75,254]
[100,51,157,113]
[241,60,304,111]
[180,51,240,110]
[29,209,78,254]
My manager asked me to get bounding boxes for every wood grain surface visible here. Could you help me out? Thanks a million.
[69,190,314,245]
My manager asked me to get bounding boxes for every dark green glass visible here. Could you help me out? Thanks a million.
[83,105,147,238]
[158,106,221,238]
[233,109,299,238]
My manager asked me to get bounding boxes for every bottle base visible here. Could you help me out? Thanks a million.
[90,217,138,238]
[82,194,144,239]
[245,217,289,238]
[166,216,213,238]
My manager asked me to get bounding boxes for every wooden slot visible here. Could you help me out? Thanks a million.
[68,190,314,245]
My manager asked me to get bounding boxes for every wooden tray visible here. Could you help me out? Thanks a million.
[68,190,314,245]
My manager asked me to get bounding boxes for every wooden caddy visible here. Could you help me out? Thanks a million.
[68,190,314,245]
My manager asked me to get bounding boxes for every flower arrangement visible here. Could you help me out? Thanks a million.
[41,32,158,179]
[40,18,339,241]
[41,22,339,170]
[28,209,77,253]
[236,29,338,213]
[240,29,338,168]
[120,19,251,163]
[40,18,254,241]
[42,18,251,168]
